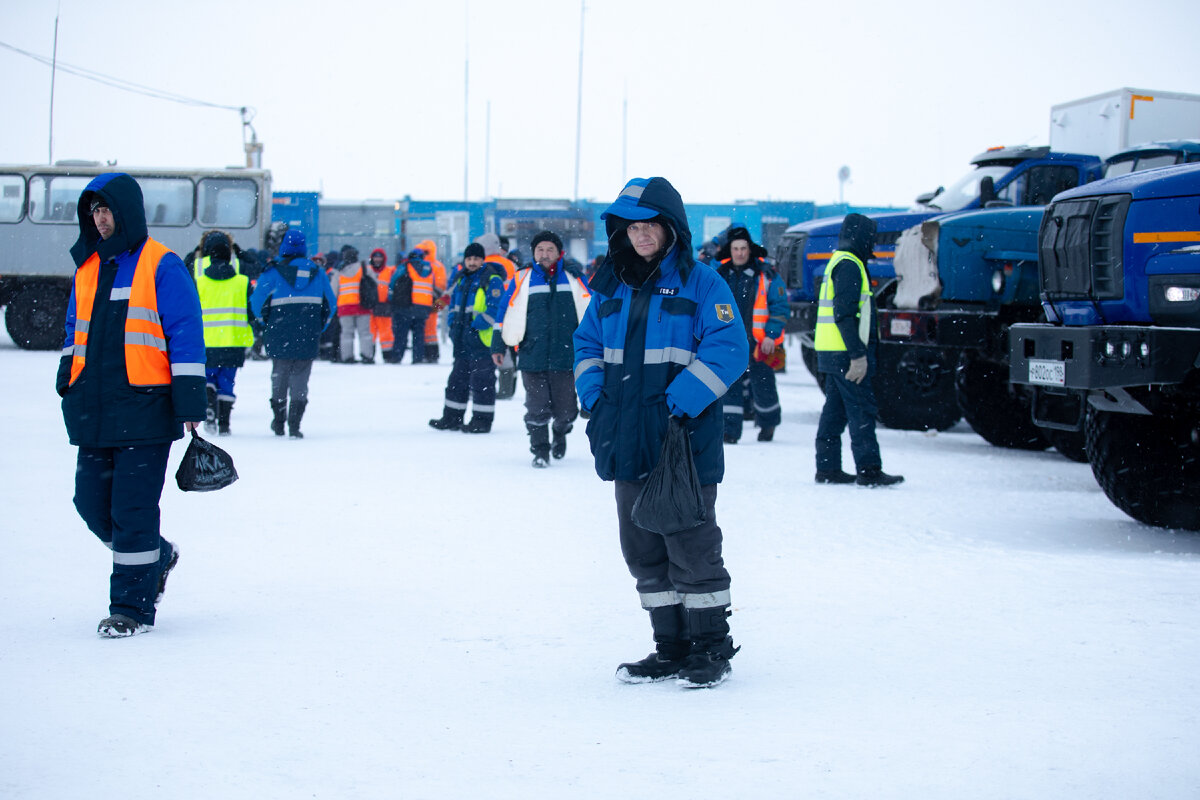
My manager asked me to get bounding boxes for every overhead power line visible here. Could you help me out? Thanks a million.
[0,38,247,113]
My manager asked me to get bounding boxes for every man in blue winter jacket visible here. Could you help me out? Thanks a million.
[493,230,591,467]
[574,177,749,688]
[57,173,207,638]
[250,229,337,438]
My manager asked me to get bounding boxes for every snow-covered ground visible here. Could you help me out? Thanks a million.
[2,330,1198,799]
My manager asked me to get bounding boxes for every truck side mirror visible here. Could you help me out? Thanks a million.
[915,187,944,205]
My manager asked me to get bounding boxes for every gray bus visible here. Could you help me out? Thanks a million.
[0,163,272,350]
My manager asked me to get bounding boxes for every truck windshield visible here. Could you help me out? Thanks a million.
[1104,152,1181,178]
[916,165,1010,212]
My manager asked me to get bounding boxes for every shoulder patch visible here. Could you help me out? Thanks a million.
[491,287,503,297]
[715,304,735,323]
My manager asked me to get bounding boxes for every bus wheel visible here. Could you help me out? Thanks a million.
[5,285,69,350]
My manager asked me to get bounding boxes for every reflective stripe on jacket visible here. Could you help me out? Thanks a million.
[196,272,253,348]
[70,238,176,386]
[814,251,871,352]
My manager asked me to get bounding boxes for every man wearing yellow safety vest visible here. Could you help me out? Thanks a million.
[57,172,207,638]
[429,242,507,433]
[475,232,519,398]
[194,231,254,435]
[715,227,789,444]
[814,213,904,486]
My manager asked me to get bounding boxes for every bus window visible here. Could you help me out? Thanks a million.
[0,174,25,223]
[29,175,91,223]
[140,177,194,226]
[198,178,258,228]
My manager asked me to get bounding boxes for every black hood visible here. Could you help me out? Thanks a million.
[837,213,877,264]
[71,173,149,267]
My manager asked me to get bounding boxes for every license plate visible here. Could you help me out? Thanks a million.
[1028,359,1066,386]
[889,318,912,337]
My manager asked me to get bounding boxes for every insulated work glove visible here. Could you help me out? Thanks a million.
[845,356,868,384]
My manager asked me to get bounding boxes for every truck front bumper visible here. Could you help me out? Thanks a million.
[1009,324,1200,389]
[879,309,1004,356]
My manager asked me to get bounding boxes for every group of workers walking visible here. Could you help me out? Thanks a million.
[57,171,902,694]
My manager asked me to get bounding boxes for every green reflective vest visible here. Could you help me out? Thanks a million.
[813,250,872,352]
[473,282,494,348]
[196,273,253,348]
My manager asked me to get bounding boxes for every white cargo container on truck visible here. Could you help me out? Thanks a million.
[1049,87,1200,159]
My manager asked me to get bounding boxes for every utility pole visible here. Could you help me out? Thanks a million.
[484,100,491,200]
[463,1,470,201]
[48,8,60,164]
[573,0,585,201]
[621,82,628,181]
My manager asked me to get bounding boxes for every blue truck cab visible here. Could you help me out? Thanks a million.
[777,146,1104,383]
[1009,161,1200,528]
[876,143,1200,445]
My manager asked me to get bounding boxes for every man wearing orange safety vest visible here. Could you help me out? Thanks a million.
[389,247,437,363]
[366,248,396,362]
[715,227,789,443]
[57,172,207,638]
[415,239,447,363]
[334,245,374,363]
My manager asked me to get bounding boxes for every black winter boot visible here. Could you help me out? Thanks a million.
[551,424,571,459]
[205,386,218,433]
[460,413,493,434]
[617,604,690,684]
[270,400,287,437]
[528,422,551,466]
[429,408,465,431]
[815,469,856,484]
[856,468,904,487]
[216,400,234,436]
[677,605,739,689]
[288,400,307,439]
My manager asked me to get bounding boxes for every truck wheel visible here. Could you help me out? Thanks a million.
[1042,427,1088,463]
[1086,403,1200,530]
[954,356,1048,450]
[5,285,69,351]
[873,342,961,431]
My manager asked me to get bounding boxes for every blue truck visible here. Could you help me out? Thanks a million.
[775,145,1104,430]
[878,141,1200,450]
[1008,161,1200,528]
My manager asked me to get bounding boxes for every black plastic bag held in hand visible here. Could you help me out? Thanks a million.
[631,417,706,535]
[175,429,239,492]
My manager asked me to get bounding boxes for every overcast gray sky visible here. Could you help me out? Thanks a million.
[3,0,1199,207]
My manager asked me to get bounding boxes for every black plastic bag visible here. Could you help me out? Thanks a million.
[175,430,239,492]
[631,417,706,535]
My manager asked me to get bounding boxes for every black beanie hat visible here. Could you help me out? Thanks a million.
[530,230,564,254]
[464,242,486,260]
[202,231,233,261]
